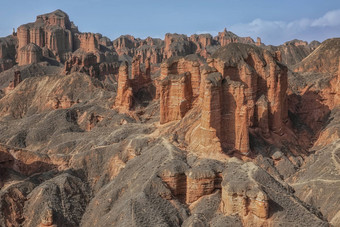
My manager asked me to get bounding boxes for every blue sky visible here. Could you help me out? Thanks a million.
[0,0,340,45]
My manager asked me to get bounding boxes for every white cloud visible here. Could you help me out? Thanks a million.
[311,9,340,27]
[229,9,340,45]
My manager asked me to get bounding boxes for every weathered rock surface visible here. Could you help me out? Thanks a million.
[288,140,340,226]
[114,61,133,112]
[294,38,340,74]
[0,35,17,73]
[0,9,339,227]
[214,28,255,47]
[265,39,320,66]
[18,43,43,66]
[186,43,289,154]
[220,160,327,226]
[17,10,75,62]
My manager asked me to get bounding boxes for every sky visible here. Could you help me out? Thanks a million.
[0,0,340,45]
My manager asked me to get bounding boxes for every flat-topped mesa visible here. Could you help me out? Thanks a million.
[210,43,288,136]
[159,72,193,124]
[18,43,42,66]
[17,10,74,62]
[115,61,133,112]
[214,28,255,47]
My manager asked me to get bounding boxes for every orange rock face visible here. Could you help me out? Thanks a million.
[115,62,133,112]
[185,44,288,154]
[158,56,201,99]
[221,186,269,219]
[17,10,74,62]
[159,163,222,204]
[112,35,136,56]
[185,170,218,204]
[159,72,193,124]
[190,34,213,58]
[210,44,288,135]
[193,71,250,154]
[130,56,152,92]
[214,28,255,47]
[74,33,99,53]
[18,43,42,66]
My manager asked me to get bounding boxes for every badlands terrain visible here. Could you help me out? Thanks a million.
[0,10,339,226]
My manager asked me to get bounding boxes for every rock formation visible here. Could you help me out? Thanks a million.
[114,61,133,112]
[220,161,270,225]
[159,72,192,124]
[163,33,196,59]
[63,48,118,78]
[130,55,152,92]
[18,43,43,66]
[74,33,99,53]
[5,71,22,94]
[214,28,255,47]
[209,43,288,135]
[184,44,288,154]
[17,10,75,62]
[0,35,17,73]
[40,207,55,227]
[294,38,340,74]
[0,9,339,227]
[265,39,320,66]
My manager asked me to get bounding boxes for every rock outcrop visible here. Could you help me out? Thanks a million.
[214,28,255,47]
[158,56,204,123]
[1,9,339,227]
[63,48,118,78]
[186,44,289,154]
[294,38,340,74]
[40,207,55,227]
[18,43,42,66]
[130,55,152,92]
[114,61,133,112]
[265,39,320,66]
[163,33,197,59]
[17,10,75,62]
[74,33,99,53]
[159,72,193,124]
[0,36,17,72]
[5,70,22,94]
[210,43,288,135]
